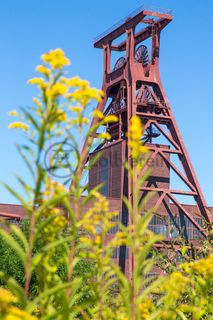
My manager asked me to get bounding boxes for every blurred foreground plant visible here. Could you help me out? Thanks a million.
[0,49,212,319]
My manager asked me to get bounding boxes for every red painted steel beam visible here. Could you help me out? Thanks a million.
[94,12,146,48]
[140,187,197,196]
[111,17,172,51]
[167,193,207,237]
[159,151,197,192]
[148,146,181,154]
[136,111,171,122]
[152,121,180,150]
[153,191,166,212]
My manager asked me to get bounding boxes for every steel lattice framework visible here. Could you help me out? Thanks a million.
[75,7,212,277]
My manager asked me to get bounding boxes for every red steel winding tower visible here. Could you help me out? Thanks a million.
[80,6,212,276]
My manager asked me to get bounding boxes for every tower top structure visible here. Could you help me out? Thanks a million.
[94,5,173,49]
[77,5,212,277]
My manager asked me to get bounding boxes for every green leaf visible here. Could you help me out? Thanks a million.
[16,144,35,178]
[27,281,79,313]
[9,224,29,252]
[36,192,69,219]
[15,174,33,198]
[41,235,74,252]
[35,214,59,240]
[0,182,31,212]
[176,310,188,320]
[20,106,39,130]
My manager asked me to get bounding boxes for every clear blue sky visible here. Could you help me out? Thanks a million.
[0,0,212,205]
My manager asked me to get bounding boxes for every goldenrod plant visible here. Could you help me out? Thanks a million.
[0,49,212,319]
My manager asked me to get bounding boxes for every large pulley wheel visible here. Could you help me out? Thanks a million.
[113,57,126,71]
[135,45,149,66]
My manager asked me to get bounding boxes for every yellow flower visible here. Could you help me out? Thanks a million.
[159,271,191,300]
[0,289,37,320]
[69,87,103,105]
[54,216,67,228]
[97,132,111,141]
[60,76,69,84]
[127,116,148,160]
[0,288,17,304]
[139,299,153,319]
[44,178,68,197]
[36,65,51,76]
[33,97,42,107]
[87,88,104,102]
[28,77,47,89]
[129,116,142,140]
[41,48,70,69]
[79,236,92,246]
[181,253,213,278]
[140,145,148,153]
[67,77,89,88]
[6,307,38,320]
[54,109,67,122]
[70,117,89,126]
[69,106,83,113]
[46,83,68,98]
[103,115,118,123]
[8,122,29,131]
[95,235,101,245]
[8,110,18,116]
[92,109,104,119]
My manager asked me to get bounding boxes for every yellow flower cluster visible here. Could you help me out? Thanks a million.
[139,299,153,319]
[127,116,148,160]
[70,117,89,127]
[0,288,37,320]
[65,76,89,88]
[28,77,48,89]
[0,288,16,305]
[69,106,83,113]
[8,121,29,131]
[92,109,104,119]
[33,97,42,107]
[112,231,127,246]
[8,110,18,116]
[97,132,111,141]
[46,83,68,98]
[182,253,213,278]
[160,271,191,301]
[103,115,118,124]
[43,178,68,198]
[61,76,103,105]
[79,191,119,255]
[36,65,50,76]
[70,87,103,105]
[41,48,70,69]
[54,109,67,122]
[43,215,67,234]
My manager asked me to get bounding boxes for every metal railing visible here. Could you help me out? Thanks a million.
[94,5,173,44]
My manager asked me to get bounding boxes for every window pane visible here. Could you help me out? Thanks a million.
[99,158,109,196]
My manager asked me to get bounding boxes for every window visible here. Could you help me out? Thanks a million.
[99,157,109,196]
[169,214,204,240]
[148,215,167,237]
[193,217,204,240]
[169,216,180,239]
